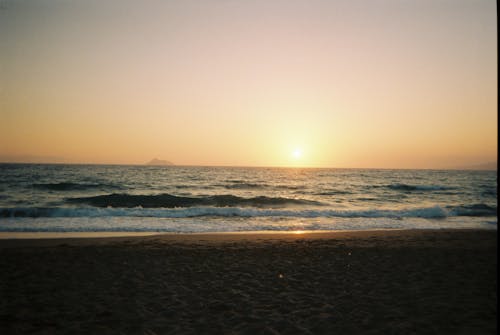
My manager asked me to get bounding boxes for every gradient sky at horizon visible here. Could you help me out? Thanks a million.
[0,0,497,168]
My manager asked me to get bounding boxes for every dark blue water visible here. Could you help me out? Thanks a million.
[0,164,496,232]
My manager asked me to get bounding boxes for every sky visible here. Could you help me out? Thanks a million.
[0,0,497,168]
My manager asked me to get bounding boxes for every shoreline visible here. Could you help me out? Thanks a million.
[0,228,496,247]
[0,226,496,239]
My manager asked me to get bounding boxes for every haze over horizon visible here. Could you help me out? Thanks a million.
[1,0,497,169]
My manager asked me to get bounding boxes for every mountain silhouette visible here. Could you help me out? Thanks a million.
[146,158,174,166]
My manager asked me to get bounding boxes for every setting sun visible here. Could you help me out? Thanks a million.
[292,148,302,159]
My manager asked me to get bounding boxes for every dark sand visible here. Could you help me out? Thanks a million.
[0,229,497,334]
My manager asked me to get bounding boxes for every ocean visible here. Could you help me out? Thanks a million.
[0,164,497,233]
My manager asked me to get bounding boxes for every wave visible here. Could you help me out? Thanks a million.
[33,182,121,191]
[447,204,497,217]
[219,183,267,189]
[66,193,323,208]
[314,190,353,196]
[1,204,496,219]
[218,183,303,190]
[385,184,456,192]
[480,187,497,197]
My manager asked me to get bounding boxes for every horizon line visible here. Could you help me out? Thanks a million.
[0,161,496,171]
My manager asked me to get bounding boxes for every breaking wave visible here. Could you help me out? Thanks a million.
[1,204,496,219]
[447,204,498,217]
[66,193,323,208]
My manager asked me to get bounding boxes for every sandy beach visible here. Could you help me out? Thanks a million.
[0,229,497,334]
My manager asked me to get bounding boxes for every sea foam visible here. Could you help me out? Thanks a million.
[1,204,496,219]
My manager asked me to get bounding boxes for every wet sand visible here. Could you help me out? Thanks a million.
[0,229,497,334]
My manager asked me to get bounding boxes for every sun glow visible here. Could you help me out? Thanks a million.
[292,148,302,159]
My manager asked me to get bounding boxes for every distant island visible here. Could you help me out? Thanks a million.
[146,158,174,166]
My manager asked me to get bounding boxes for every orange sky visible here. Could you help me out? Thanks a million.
[0,0,497,168]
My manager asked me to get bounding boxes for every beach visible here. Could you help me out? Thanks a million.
[0,229,497,334]
[2,0,497,333]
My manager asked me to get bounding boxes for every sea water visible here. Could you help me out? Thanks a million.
[0,164,496,233]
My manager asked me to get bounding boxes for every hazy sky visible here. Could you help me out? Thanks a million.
[0,0,497,168]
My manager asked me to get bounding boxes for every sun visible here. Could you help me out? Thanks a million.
[292,148,302,159]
